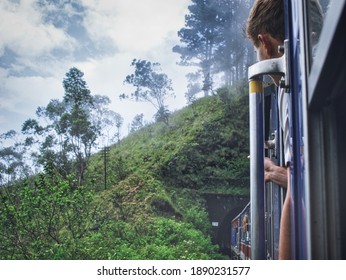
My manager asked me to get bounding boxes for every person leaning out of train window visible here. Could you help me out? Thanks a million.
[257,0,324,190]
[246,0,324,260]
[246,0,291,260]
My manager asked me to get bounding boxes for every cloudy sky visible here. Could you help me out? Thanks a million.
[0,0,191,139]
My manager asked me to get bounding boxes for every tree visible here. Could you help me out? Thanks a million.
[32,99,73,176]
[0,131,30,185]
[154,106,170,125]
[173,0,223,96]
[120,59,175,122]
[174,0,255,92]
[0,162,96,259]
[63,67,93,108]
[0,147,23,184]
[113,112,124,144]
[130,113,144,133]
[21,67,123,185]
[212,0,254,85]
[60,105,97,185]
[91,95,123,145]
[185,72,202,104]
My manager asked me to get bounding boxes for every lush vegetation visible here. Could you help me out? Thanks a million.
[96,82,250,194]
[0,82,249,260]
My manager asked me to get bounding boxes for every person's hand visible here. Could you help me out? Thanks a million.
[264,157,274,183]
[264,157,287,187]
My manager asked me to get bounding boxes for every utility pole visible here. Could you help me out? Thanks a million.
[102,146,110,189]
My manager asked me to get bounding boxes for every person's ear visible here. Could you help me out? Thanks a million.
[258,34,272,58]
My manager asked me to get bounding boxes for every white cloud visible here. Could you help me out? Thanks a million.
[0,74,63,125]
[0,0,191,137]
[81,0,189,53]
[0,0,75,58]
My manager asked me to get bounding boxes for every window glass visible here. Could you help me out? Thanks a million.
[307,0,331,67]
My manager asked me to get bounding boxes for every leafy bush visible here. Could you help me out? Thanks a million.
[0,163,96,259]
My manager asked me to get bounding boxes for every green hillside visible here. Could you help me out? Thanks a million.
[0,84,249,260]
[88,84,249,193]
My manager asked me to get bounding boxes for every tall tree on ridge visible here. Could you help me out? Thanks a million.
[173,0,223,97]
[120,59,174,125]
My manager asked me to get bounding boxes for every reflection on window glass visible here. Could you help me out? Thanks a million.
[307,0,330,67]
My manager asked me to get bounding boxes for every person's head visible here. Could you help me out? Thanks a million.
[245,0,284,61]
[309,0,324,46]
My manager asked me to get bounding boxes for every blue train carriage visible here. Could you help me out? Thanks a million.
[247,0,346,259]
[231,202,251,260]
